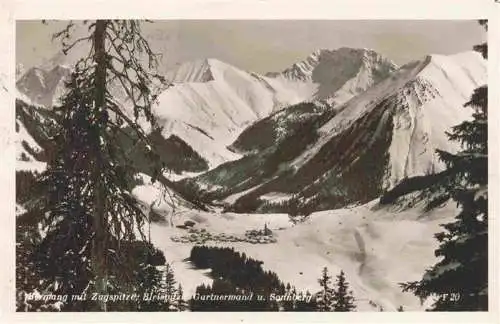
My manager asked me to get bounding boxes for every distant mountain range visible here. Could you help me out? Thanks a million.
[16,48,398,169]
[15,48,486,213]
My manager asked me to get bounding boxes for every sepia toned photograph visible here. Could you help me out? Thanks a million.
[15,19,488,313]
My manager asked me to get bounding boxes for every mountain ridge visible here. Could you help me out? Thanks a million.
[15,48,482,187]
[179,50,486,214]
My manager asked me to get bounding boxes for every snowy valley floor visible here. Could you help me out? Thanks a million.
[133,182,456,311]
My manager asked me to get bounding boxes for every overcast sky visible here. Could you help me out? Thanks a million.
[17,20,486,74]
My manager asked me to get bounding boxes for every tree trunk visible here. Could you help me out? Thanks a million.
[92,19,108,311]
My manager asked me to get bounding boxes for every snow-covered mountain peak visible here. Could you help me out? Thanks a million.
[265,48,399,107]
[166,58,262,85]
[301,50,486,189]
[418,51,486,94]
[426,50,483,64]
[166,58,216,83]
[307,47,378,60]
[269,47,398,82]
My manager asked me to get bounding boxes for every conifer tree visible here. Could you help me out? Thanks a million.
[316,267,333,311]
[176,283,188,311]
[111,241,169,311]
[332,270,356,311]
[282,283,295,311]
[401,20,488,311]
[22,20,168,311]
[164,263,177,297]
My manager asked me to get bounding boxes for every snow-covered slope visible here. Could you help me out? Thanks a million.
[294,51,486,188]
[154,58,316,167]
[16,65,71,108]
[183,51,486,213]
[17,118,43,164]
[386,52,487,188]
[266,48,398,106]
[134,177,458,311]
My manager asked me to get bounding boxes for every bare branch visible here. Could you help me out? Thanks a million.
[52,21,75,41]
[61,35,92,55]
